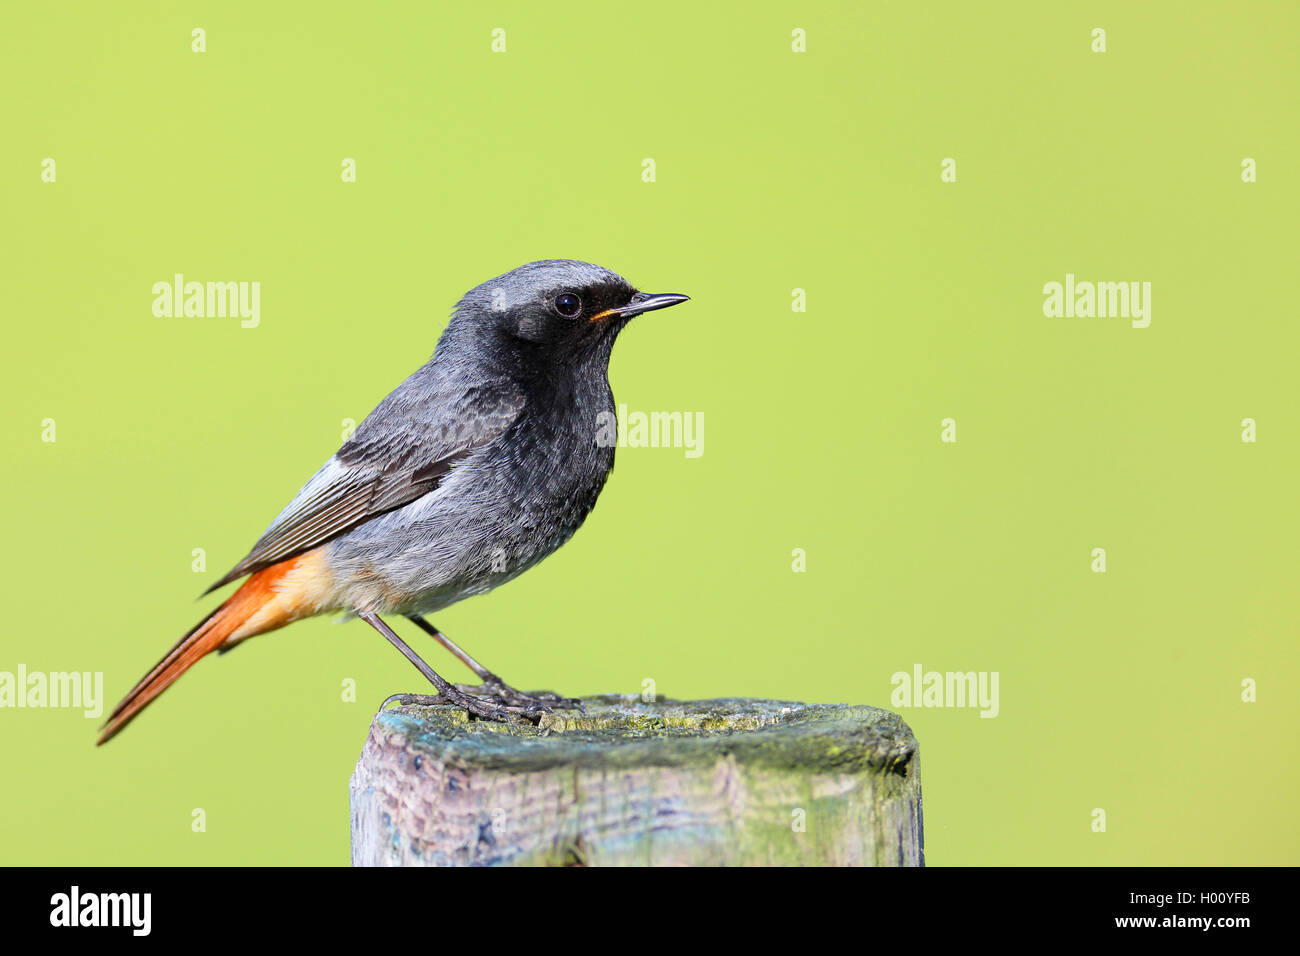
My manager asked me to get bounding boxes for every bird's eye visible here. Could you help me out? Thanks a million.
[554,292,582,317]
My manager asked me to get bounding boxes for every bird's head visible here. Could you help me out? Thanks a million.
[441,260,689,369]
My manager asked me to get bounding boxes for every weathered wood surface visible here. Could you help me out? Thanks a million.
[350,694,923,866]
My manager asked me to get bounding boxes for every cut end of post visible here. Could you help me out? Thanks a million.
[350,694,923,867]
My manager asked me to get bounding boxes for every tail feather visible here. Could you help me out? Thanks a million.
[97,549,331,745]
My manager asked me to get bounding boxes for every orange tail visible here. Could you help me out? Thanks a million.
[97,548,332,745]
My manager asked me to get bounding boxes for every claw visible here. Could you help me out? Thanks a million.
[481,679,583,714]
[382,692,447,709]
[384,682,583,727]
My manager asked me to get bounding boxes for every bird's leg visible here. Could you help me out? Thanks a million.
[358,611,545,723]
[407,615,585,714]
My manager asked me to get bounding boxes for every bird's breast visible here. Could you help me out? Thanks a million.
[324,386,617,615]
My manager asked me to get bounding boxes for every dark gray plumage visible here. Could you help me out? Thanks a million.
[210,259,686,614]
[100,259,688,741]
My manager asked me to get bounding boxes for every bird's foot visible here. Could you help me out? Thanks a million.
[382,692,449,710]
[381,684,570,725]
[477,675,587,716]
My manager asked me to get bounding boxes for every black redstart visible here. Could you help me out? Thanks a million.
[98,260,689,743]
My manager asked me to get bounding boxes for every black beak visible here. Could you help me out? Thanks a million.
[616,291,691,318]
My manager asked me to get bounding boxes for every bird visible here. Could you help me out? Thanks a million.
[97,260,690,744]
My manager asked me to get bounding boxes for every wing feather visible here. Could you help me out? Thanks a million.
[203,377,523,594]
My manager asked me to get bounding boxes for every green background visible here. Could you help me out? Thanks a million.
[2,1,1296,866]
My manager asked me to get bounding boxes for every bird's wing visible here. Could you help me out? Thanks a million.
[203,377,524,594]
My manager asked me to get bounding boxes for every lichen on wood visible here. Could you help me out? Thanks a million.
[350,693,923,866]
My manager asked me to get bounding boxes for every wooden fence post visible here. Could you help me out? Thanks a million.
[350,694,922,866]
